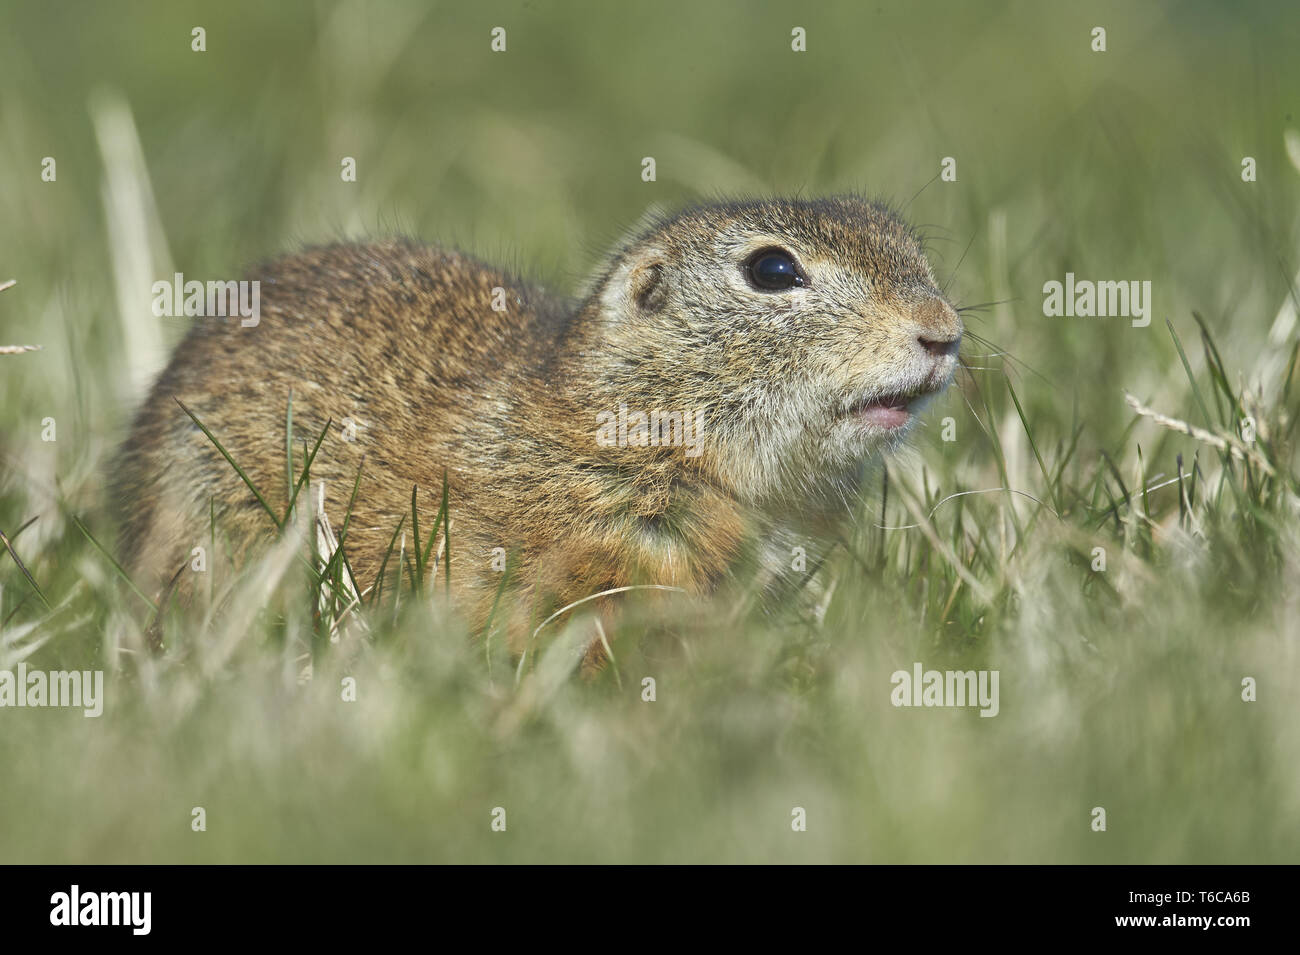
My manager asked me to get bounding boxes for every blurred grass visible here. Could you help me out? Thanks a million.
[1,0,1299,862]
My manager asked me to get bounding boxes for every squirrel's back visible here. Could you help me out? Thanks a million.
[112,239,564,600]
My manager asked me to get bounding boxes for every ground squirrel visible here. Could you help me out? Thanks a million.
[112,196,962,660]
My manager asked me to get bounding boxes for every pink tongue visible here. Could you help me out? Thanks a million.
[858,400,910,429]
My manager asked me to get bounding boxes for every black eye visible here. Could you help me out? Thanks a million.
[745,249,805,291]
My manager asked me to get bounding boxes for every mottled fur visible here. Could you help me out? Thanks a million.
[112,196,961,658]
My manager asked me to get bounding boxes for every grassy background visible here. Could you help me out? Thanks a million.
[1,0,1298,862]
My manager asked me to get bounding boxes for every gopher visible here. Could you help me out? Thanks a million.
[112,196,961,660]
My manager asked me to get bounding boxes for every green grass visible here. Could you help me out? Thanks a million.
[1,0,1299,862]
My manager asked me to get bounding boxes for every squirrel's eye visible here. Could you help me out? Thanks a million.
[746,249,805,291]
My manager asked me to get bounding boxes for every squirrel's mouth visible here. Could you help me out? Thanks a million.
[844,389,930,431]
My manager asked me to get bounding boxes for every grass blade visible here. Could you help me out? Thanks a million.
[1007,379,1061,515]
[0,526,52,610]
[176,397,280,530]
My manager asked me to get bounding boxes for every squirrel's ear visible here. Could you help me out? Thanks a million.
[628,260,667,313]
[602,247,668,317]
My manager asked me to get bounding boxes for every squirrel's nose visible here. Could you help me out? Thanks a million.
[913,298,962,358]
[918,332,960,358]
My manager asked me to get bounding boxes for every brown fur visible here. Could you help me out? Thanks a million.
[111,196,961,655]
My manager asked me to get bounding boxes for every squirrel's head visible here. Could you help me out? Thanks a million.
[574,195,962,502]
